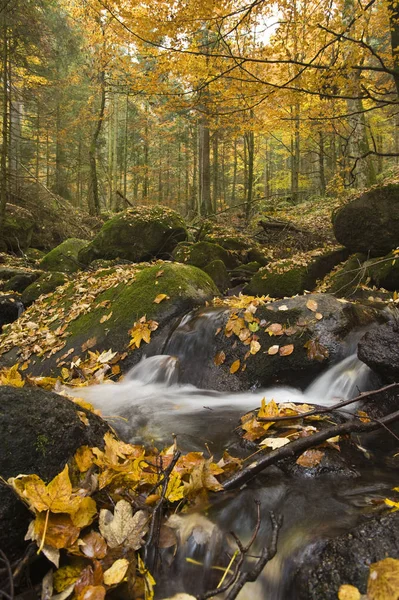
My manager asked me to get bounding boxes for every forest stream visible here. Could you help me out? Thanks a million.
[76,308,398,600]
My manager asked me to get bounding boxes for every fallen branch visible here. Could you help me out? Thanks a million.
[257,382,399,423]
[0,549,14,600]
[258,218,304,234]
[223,408,399,491]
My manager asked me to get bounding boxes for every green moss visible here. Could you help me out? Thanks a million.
[248,263,308,297]
[324,254,367,296]
[173,241,238,269]
[203,260,231,292]
[79,206,188,265]
[366,252,399,290]
[35,434,50,456]
[21,272,68,306]
[3,271,41,294]
[39,238,88,273]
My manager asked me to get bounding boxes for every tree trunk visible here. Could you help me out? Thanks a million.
[212,129,218,211]
[318,131,326,195]
[290,102,300,203]
[244,129,254,223]
[199,116,212,215]
[88,70,105,215]
[0,11,8,238]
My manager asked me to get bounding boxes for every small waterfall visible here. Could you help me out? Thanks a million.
[72,348,396,600]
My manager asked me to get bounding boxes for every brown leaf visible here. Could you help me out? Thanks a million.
[304,339,329,362]
[306,299,318,312]
[296,449,324,468]
[214,351,226,366]
[81,338,97,352]
[230,360,240,374]
[266,323,284,336]
[79,532,107,559]
[100,312,112,324]
[34,513,80,549]
[76,586,106,600]
[99,500,148,550]
[279,344,294,356]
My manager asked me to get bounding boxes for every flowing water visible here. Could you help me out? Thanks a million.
[77,316,396,599]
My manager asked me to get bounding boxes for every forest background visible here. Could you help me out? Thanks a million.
[2,0,399,226]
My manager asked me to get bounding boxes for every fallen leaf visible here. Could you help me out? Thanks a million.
[315,313,323,320]
[260,437,290,449]
[99,500,148,550]
[53,565,82,593]
[103,559,129,586]
[154,293,169,304]
[266,323,284,336]
[250,339,261,355]
[278,305,288,311]
[279,344,294,356]
[367,557,399,600]
[81,338,97,352]
[100,312,112,324]
[338,585,361,600]
[296,449,324,468]
[268,345,280,355]
[77,586,106,600]
[306,299,318,312]
[214,351,226,366]
[230,360,240,374]
[79,532,107,559]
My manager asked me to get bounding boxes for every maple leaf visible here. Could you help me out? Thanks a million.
[79,531,108,559]
[367,558,399,600]
[32,512,80,549]
[129,316,159,349]
[99,499,148,549]
[0,364,24,387]
[164,472,185,502]
[10,465,81,514]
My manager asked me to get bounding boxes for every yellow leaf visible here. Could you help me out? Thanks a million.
[250,340,261,355]
[71,497,97,528]
[54,565,83,593]
[315,313,323,320]
[164,472,185,503]
[154,293,169,304]
[0,364,24,387]
[74,446,95,472]
[260,437,290,449]
[338,584,361,600]
[100,312,112,324]
[368,558,399,600]
[230,360,240,374]
[103,559,129,586]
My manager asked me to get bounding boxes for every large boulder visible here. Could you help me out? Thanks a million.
[365,251,399,291]
[163,293,383,391]
[322,254,367,297]
[0,262,218,377]
[2,270,42,293]
[358,321,399,382]
[247,248,348,298]
[2,204,34,252]
[333,184,399,256]
[78,206,188,265]
[0,385,111,560]
[39,238,88,273]
[293,512,399,600]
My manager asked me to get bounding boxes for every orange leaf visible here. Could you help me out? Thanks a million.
[279,344,294,356]
[268,345,279,355]
[230,360,240,374]
[296,449,324,468]
[306,299,318,312]
[214,351,226,366]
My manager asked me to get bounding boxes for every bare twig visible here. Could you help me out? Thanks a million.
[223,408,399,490]
[0,549,14,600]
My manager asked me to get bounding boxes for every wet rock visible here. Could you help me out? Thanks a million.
[358,321,399,382]
[0,294,23,332]
[333,184,399,256]
[163,293,384,391]
[0,263,218,376]
[293,512,399,599]
[39,238,88,273]
[78,206,187,265]
[0,385,111,560]
[247,247,348,298]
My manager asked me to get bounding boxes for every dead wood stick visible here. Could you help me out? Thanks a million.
[257,382,399,423]
[222,409,399,491]
[116,190,134,208]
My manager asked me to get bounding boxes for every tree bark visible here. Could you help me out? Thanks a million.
[0,10,8,238]
[88,70,105,215]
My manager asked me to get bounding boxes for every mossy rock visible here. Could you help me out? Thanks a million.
[78,206,188,265]
[173,241,239,269]
[365,251,399,291]
[21,272,69,306]
[39,238,88,273]
[2,204,34,252]
[24,248,45,262]
[333,184,399,256]
[203,260,231,292]
[1,263,218,375]
[3,270,42,294]
[323,254,367,297]
[247,248,349,298]
[247,247,270,266]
